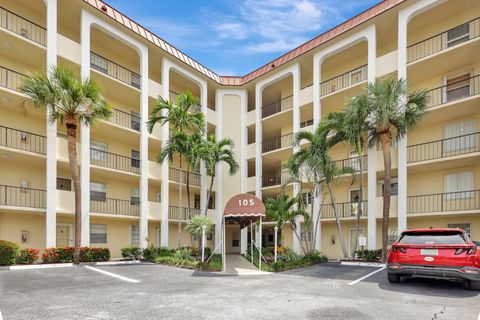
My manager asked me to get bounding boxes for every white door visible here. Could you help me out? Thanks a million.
[232,231,240,253]
[56,224,73,247]
[349,227,365,256]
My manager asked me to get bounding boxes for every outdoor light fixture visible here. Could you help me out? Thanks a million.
[330,235,336,245]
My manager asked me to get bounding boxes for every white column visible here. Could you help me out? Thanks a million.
[292,63,302,255]
[367,26,377,250]
[160,58,171,247]
[215,89,223,249]
[313,54,322,251]
[200,86,208,214]
[80,11,91,246]
[45,0,57,248]
[139,48,149,249]
[254,87,263,200]
[397,0,445,236]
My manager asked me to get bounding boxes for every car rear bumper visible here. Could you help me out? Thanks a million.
[387,263,480,281]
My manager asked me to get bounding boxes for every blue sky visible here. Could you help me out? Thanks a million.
[106,0,381,76]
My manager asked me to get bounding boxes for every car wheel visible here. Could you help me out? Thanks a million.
[468,280,480,291]
[387,272,400,283]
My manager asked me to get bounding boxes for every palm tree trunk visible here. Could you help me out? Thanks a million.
[178,156,183,248]
[291,222,307,255]
[353,151,364,259]
[327,183,349,258]
[66,121,81,264]
[380,134,392,262]
[186,164,192,220]
[312,186,322,252]
[203,176,214,216]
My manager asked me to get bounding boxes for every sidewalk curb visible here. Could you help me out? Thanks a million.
[1,260,144,271]
[340,261,386,267]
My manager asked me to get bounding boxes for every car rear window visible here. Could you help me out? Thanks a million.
[399,232,466,245]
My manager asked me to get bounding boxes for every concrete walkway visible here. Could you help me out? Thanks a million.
[224,254,268,276]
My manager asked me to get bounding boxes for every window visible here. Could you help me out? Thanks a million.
[194,194,201,209]
[19,179,29,193]
[130,225,139,246]
[131,188,140,205]
[90,182,106,201]
[90,224,107,243]
[156,228,161,247]
[131,150,140,169]
[300,119,313,128]
[388,228,398,245]
[130,112,140,131]
[446,74,471,102]
[300,224,313,241]
[302,192,313,205]
[57,177,72,191]
[444,172,474,199]
[448,223,471,239]
[380,181,398,196]
[443,119,476,153]
[447,22,470,48]
[91,141,108,161]
[156,192,161,203]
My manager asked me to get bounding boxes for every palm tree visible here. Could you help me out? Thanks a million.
[323,100,369,258]
[148,91,205,248]
[293,124,354,258]
[363,76,427,262]
[183,133,203,222]
[21,66,111,264]
[186,215,213,250]
[265,193,307,255]
[200,135,239,216]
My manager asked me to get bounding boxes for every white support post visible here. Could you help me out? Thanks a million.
[259,218,262,270]
[160,58,171,247]
[201,225,206,262]
[45,0,57,248]
[80,10,91,246]
[254,86,263,200]
[200,85,208,216]
[274,226,278,262]
[250,221,253,264]
[292,63,302,255]
[139,49,149,249]
[222,220,226,272]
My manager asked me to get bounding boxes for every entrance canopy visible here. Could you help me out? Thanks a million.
[223,193,265,227]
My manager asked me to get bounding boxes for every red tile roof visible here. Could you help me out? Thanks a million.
[83,0,407,86]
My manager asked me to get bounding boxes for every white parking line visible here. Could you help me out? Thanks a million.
[478,311,480,320]
[84,266,140,283]
[348,266,386,286]
[0,308,3,320]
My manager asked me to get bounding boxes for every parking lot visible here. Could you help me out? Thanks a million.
[0,262,478,320]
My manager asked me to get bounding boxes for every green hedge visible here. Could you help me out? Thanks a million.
[120,247,143,260]
[0,240,20,266]
[355,249,382,262]
[42,247,111,263]
[80,247,110,262]
[16,248,40,264]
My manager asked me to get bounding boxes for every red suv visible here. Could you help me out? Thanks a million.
[387,228,480,290]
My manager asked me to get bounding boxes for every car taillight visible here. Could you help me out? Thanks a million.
[467,247,477,255]
[455,247,477,255]
[455,248,466,255]
[392,246,406,253]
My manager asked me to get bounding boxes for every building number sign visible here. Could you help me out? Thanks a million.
[238,199,255,206]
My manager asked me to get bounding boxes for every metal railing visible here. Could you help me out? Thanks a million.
[262,133,293,153]
[0,65,26,92]
[407,190,480,214]
[262,171,291,188]
[90,52,141,89]
[332,155,367,173]
[407,132,480,163]
[90,197,140,216]
[320,200,367,219]
[169,90,202,112]
[0,185,46,209]
[90,148,140,174]
[262,95,293,118]
[320,64,368,97]
[169,167,201,186]
[0,125,46,155]
[110,108,141,131]
[0,7,46,46]
[425,74,480,109]
[407,17,480,63]
[168,205,201,220]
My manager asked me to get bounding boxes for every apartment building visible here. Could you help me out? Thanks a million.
[0,0,479,258]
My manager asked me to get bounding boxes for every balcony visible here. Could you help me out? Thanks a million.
[320,201,367,219]
[262,133,293,153]
[0,125,46,155]
[332,155,367,173]
[169,90,202,112]
[262,171,291,188]
[168,205,201,221]
[407,17,480,64]
[109,108,141,131]
[90,52,141,89]
[169,167,201,187]
[407,190,480,214]
[408,132,479,163]
[425,74,480,109]
[90,198,140,217]
[320,64,367,97]
[262,95,293,119]
[0,6,46,46]
[0,66,26,93]
[90,148,140,174]
[0,184,46,209]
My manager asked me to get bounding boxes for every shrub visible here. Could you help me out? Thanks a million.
[272,261,286,272]
[282,247,301,263]
[174,247,195,261]
[0,240,20,266]
[120,247,142,260]
[302,251,328,264]
[262,246,275,257]
[80,247,110,262]
[16,248,40,264]
[156,256,197,269]
[42,247,74,263]
[143,246,173,261]
[355,249,382,262]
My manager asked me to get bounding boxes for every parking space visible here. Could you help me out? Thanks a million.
[0,263,479,319]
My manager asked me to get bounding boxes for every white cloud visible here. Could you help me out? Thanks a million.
[214,22,248,40]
